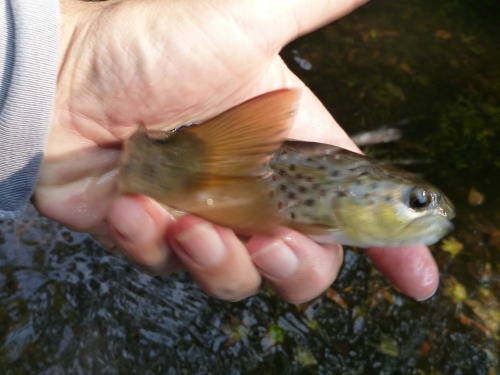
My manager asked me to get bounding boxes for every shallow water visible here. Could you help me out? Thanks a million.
[1,0,499,373]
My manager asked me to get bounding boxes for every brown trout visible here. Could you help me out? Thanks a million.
[120,89,454,247]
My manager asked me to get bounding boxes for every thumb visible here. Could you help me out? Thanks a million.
[229,0,370,51]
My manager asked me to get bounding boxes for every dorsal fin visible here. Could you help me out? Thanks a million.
[177,89,301,232]
[183,89,301,177]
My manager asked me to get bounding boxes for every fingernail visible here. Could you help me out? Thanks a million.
[251,240,299,280]
[173,223,225,267]
[132,242,170,268]
[414,285,438,302]
[414,292,436,302]
[112,202,155,244]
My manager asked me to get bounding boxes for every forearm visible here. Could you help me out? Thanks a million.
[0,0,60,217]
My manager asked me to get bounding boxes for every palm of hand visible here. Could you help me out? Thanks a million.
[32,0,438,303]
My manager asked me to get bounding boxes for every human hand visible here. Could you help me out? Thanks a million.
[34,0,439,302]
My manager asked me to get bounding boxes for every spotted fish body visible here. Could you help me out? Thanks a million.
[268,142,454,246]
[120,89,455,247]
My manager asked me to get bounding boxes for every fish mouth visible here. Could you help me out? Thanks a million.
[440,196,456,220]
[405,214,454,245]
[441,208,456,220]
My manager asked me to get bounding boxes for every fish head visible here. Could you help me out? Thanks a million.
[332,175,455,247]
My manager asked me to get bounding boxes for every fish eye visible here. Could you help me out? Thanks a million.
[409,187,432,210]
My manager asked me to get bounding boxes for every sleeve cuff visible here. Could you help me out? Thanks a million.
[0,0,60,217]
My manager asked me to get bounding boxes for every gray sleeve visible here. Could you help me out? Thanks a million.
[0,0,60,218]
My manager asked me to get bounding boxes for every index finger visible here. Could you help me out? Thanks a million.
[367,244,439,301]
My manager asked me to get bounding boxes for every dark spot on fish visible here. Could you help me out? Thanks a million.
[142,163,156,176]
[306,176,315,183]
[290,212,296,220]
[278,169,285,176]
[277,201,283,209]
[298,186,308,193]
[317,164,326,170]
[280,184,287,192]
[385,195,392,202]
[289,164,296,171]
[331,170,341,177]
[296,173,303,179]
[354,179,362,186]
[364,193,370,199]
[337,190,347,197]
[269,190,275,198]
[304,198,315,206]
[287,191,296,199]
[370,182,378,189]
[359,171,368,176]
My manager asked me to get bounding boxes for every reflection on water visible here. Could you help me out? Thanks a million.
[1,0,499,373]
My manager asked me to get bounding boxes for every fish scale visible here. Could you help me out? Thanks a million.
[270,149,340,226]
[269,141,394,225]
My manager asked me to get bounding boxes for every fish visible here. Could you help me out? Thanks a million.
[119,89,455,247]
